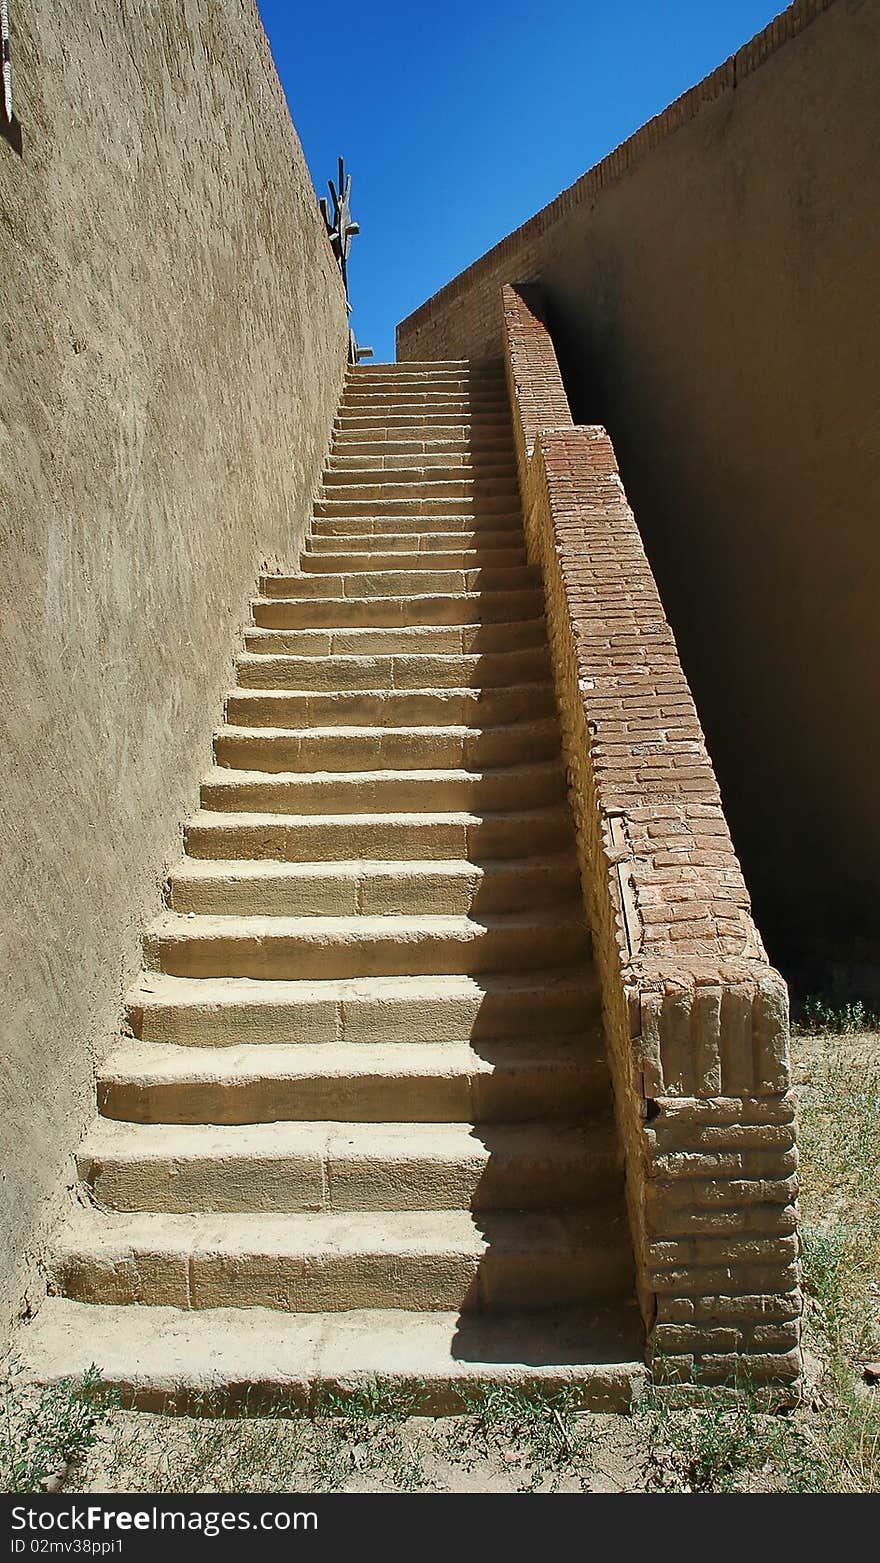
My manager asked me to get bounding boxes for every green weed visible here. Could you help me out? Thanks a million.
[1,1362,118,1493]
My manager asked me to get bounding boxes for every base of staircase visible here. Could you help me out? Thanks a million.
[18,1298,647,1414]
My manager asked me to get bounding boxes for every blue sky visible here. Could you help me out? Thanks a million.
[256,0,787,361]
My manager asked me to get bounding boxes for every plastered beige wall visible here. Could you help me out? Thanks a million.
[398,0,880,994]
[0,0,349,1331]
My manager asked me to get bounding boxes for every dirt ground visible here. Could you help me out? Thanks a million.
[69,1405,651,1495]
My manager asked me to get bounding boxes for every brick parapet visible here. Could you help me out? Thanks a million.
[501,282,802,1392]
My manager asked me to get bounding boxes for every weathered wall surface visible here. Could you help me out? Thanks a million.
[398,0,880,994]
[0,0,349,1332]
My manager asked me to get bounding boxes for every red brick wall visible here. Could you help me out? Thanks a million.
[503,283,801,1392]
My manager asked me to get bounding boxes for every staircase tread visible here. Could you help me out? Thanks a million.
[237,650,542,667]
[187,804,571,827]
[79,1117,615,1158]
[53,1206,628,1257]
[100,1038,608,1079]
[171,853,573,878]
[215,720,557,740]
[203,762,563,786]
[19,1298,646,1407]
[227,681,555,699]
[149,910,584,939]
[129,968,597,1004]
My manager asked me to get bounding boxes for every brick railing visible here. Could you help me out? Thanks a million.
[502,283,802,1393]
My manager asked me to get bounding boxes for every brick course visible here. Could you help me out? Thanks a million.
[501,282,802,1392]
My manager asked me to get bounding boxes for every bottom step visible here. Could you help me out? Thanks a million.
[18,1299,646,1414]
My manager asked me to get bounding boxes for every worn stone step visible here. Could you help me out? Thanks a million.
[74,1117,620,1214]
[334,415,512,434]
[97,1038,608,1124]
[234,648,548,692]
[251,589,544,629]
[343,382,506,400]
[342,379,506,396]
[336,401,509,420]
[17,1298,646,1413]
[299,547,528,575]
[199,762,566,817]
[339,395,505,409]
[305,529,525,555]
[314,494,520,519]
[183,805,574,865]
[325,455,516,477]
[126,969,601,1047]
[259,565,540,600]
[213,718,559,774]
[351,357,499,369]
[225,682,555,730]
[347,374,505,388]
[320,474,519,499]
[144,910,587,982]
[49,1206,633,1312]
[337,414,509,433]
[331,433,515,456]
[168,854,578,918]
[342,377,507,392]
[242,618,546,656]
[309,514,523,539]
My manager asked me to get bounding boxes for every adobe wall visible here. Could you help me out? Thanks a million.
[0,0,349,1332]
[398,0,880,994]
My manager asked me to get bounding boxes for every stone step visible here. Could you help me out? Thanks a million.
[343,374,506,392]
[225,681,556,729]
[347,377,505,390]
[213,718,560,773]
[199,762,566,816]
[343,378,505,391]
[259,566,540,600]
[18,1298,646,1412]
[168,854,578,918]
[344,380,506,397]
[341,367,504,382]
[251,589,545,629]
[331,433,515,456]
[338,405,510,425]
[305,530,525,555]
[314,494,520,519]
[183,805,574,864]
[74,1117,620,1213]
[320,473,519,498]
[298,547,528,575]
[351,357,499,369]
[144,910,587,982]
[233,648,548,692]
[334,415,512,434]
[49,1206,633,1312]
[242,618,546,656]
[337,398,509,417]
[326,454,516,476]
[309,514,523,537]
[97,1038,611,1124]
[126,969,601,1046]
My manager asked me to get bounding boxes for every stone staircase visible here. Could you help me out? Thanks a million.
[21,360,644,1411]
